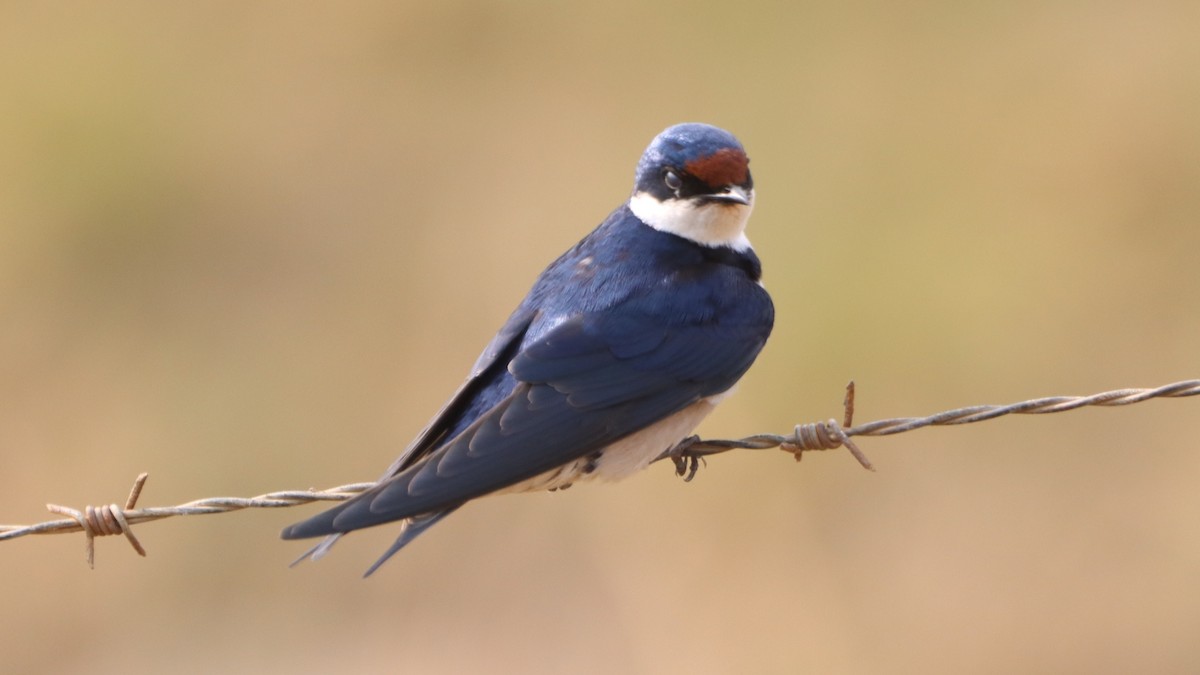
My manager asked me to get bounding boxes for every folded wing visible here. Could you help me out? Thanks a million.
[281,303,769,540]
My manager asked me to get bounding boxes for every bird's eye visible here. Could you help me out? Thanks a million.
[664,170,682,191]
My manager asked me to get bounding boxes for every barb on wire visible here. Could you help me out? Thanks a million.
[0,479,374,565]
[1,379,1196,567]
[660,379,1200,479]
[43,472,150,569]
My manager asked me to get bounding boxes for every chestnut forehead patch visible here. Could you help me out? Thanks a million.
[684,147,749,187]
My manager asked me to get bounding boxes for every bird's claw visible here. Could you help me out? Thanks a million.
[665,435,708,482]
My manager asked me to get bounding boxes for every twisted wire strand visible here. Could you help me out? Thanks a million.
[1,379,1196,566]
[0,480,374,565]
[660,380,1200,478]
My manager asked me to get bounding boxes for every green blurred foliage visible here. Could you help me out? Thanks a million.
[1,2,1198,673]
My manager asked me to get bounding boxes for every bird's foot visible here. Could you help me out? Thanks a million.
[664,435,708,482]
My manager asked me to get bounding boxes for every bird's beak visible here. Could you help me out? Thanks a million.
[704,184,752,206]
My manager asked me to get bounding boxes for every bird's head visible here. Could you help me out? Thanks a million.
[629,123,754,250]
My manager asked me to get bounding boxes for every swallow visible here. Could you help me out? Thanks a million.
[282,123,775,575]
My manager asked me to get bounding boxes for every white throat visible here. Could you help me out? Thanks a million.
[629,191,755,251]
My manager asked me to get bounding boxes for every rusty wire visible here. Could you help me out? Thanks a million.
[1,379,1196,566]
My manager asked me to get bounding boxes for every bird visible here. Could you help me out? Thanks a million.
[282,123,775,575]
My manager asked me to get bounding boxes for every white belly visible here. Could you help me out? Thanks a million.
[502,392,730,493]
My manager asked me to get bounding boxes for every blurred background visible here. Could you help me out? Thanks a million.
[2,2,1198,673]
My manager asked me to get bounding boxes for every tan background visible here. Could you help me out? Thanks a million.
[2,2,1198,673]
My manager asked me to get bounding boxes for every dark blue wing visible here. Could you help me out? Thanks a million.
[280,306,534,544]
[376,306,536,480]
[281,292,771,538]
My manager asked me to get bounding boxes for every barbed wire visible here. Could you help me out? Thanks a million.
[0,476,376,568]
[2,379,1196,567]
[660,378,1200,479]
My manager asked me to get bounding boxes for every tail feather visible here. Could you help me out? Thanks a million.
[281,506,344,540]
[361,508,457,577]
[283,506,460,575]
[288,533,344,568]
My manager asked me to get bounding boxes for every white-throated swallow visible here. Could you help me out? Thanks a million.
[282,123,774,575]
